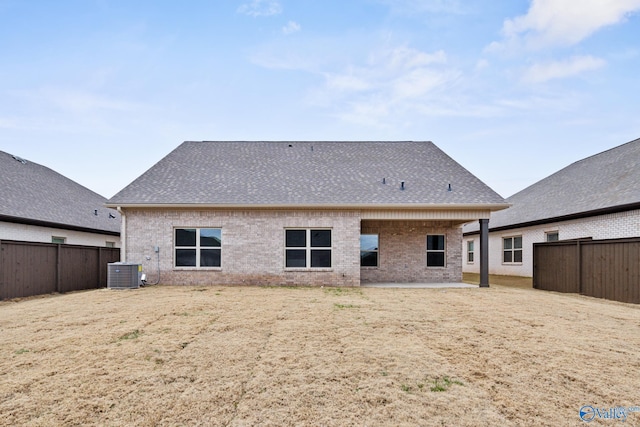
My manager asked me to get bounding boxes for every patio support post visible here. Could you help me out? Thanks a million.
[480,218,489,288]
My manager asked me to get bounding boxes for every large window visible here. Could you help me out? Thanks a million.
[360,234,379,267]
[285,229,331,268]
[503,236,523,263]
[427,234,446,267]
[175,228,221,268]
[467,240,475,263]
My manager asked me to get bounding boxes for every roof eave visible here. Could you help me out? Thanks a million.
[0,214,121,236]
[107,202,511,211]
[462,201,640,236]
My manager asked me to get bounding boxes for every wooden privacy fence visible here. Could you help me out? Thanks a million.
[0,240,120,300]
[533,237,640,304]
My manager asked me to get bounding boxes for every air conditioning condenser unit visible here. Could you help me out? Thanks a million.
[107,263,142,289]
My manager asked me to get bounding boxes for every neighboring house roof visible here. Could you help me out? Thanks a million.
[0,150,120,235]
[464,137,640,234]
[107,141,507,209]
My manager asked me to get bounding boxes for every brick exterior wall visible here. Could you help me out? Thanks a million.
[360,220,462,283]
[123,209,465,286]
[0,221,120,247]
[463,209,640,277]
[124,209,361,287]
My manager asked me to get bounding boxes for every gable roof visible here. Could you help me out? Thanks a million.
[107,141,507,209]
[465,137,640,234]
[0,151,120,235]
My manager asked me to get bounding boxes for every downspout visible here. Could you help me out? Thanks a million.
[117,207,126,263]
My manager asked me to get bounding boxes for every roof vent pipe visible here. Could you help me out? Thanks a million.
[448,183,452,192]
[382,177,386,184]
[400,181,405,190]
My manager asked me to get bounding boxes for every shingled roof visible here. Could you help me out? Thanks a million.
[0,151,120,235]
[465,137,640,233]
[107,141,507,208]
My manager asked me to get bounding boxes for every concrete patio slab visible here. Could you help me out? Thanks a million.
[361,282,477,289]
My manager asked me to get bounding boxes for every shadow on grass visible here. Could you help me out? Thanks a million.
[463,273,533,290]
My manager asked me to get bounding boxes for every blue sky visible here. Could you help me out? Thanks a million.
[1,0,639,199]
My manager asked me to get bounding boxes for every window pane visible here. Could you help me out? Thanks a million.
[503,251,512,263]
[200,229,221,247]
[514,236,523,249]
[200,249,221,267]
[176,249,196,267]
[427,252,445,267]
[468,253,474,263]
[467,241,474,252]
[311,250,331,267]
[361,251,378,267]
[503,238,512,250]
[311,230,331,247]
[360,234,379,251]
[427,235,445,251]
[286,230,306,247]
[286,249,306,267]
[546,232,559,242]
[514,250,523,263]
[176,229,196,247]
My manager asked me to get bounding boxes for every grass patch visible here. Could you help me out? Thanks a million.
[430,376,464,392]
[15,348,30,355]
[118,329,141,341]
[334,303,359,309]
[324,287,363,297]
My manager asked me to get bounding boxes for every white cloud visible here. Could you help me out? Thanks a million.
[237,0,282,17]
[377,0,466,14]
[38,87,141,113]
[521,55,606,83]
[324,72,371,92]
[490,0,640,50]
[309,46,462,125]
[317,46,453,102]
[282,21,301,35]
[384,47,447,70]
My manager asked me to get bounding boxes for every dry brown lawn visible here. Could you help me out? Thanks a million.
[1,283,639,426]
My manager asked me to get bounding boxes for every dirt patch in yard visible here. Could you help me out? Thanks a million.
[1,284,639,426]
[463,272,533,289]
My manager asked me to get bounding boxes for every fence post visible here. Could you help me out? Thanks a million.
[479,218,490,288]
[577,240,582,295]
[56,244,62,293]
[98,247,102,289]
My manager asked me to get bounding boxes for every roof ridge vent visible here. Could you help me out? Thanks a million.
[11,155,27,165]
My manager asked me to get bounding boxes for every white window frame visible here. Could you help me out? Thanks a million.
[426,234,446,268]
[545,231,559,242]
[502,236,523,264]
[284,228,332,270]
[174,227,222,269]
[467,240,475,264]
